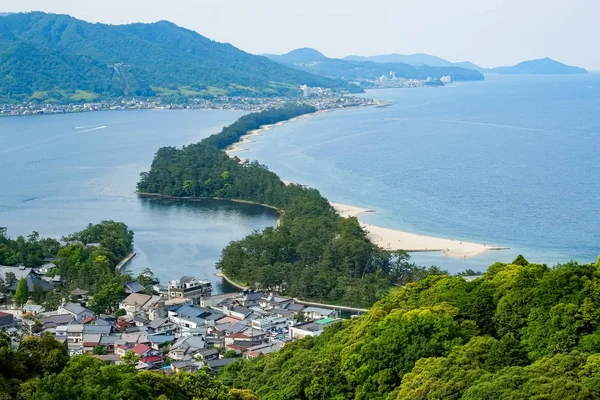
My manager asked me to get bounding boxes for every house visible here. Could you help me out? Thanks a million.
[251,316,289,332]
[119,293,152,315]
[224,329,268,346]
[83,323,112,336]
[54,325,68,341]
[171,360,204,373]
[168,336,206,360]
[0,311,15,330]
[244,342,283,358]
[98,335,122,353]
[58,302,95,322]
[124,280,146,294]
[206,358,237,372]
[168,276,212,304]
[147,334,175,350]
[133,315,150,327]
[148,317,177,334]
[66,323,84,343]
[37,262,57,274]
[230,305,253,320]
[22,304,45,315]
[82,334,102,353]
[303,307,339,320]
[237,291,264,307]
[168,305,214,329]
[289,318,340,339]
[129,343,161,362]
[200,293,237,308]
[258,295,293,310]
[195,348,219,361]
[40,314,74,330]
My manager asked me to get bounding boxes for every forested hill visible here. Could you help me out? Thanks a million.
[264,48,485,83]
[0,12,356,103]
[138,104,445,307]
[221,256,600,400]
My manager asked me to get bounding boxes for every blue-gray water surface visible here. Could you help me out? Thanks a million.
[0,110,278,289]
[242,74,600,272]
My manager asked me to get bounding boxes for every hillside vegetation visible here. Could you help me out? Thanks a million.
[221,256,600,400]
[0,12,356,103]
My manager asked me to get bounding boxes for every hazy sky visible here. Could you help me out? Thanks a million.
[3,0,599,69]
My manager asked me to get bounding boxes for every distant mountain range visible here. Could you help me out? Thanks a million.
[263,48,484,84]
[0,12,355,103]
[344,53,587,74]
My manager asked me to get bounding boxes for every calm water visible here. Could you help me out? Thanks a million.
[242,74,600,272]
[0,110,278,289]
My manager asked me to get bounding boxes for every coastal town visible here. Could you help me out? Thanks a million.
[0,260,350,373]
[0,89,376,117]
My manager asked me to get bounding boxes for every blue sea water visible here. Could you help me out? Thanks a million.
[242,74,600,272]
[0,109,278,288]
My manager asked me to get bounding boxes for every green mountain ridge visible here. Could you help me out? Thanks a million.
[264,48,485,84]
[0,12,356,103]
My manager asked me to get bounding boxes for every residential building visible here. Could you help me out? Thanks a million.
[289,318,340,339]
[58,302,95,322]
[251,315,289,332]
[206,358,237,372]
[0,312,15,330]
[200,293,237,308]
[303,307,339,320]
[119,293,152,315]
[148,317,177,334]
[66,323,84,343]
[244,341,283,358]
[237,290,264,307]
[124,280,146,294]
[168,276,212,304]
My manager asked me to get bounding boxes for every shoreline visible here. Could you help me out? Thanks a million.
[224,108,333,161]
[330,203,509,258]
[136,191,282,214]
[223,110,510,259]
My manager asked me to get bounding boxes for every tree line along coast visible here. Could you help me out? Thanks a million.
[1,104,599,399]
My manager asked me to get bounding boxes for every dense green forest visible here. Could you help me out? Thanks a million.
[137,105,444,307]
[0,221,135,308]
[219,256,600,400]
[0,333,257,399]
[0,12,357,103]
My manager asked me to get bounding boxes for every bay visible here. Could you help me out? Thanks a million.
[242,74,600,272]
[0,109,278,289]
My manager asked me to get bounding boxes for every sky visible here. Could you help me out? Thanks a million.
[2,0,599,70]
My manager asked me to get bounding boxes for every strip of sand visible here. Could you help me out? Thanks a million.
[330,202,508,258]
[223,110,509,259]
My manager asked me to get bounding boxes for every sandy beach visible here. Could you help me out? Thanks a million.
[330,202,507,258]
[224,110,508,259]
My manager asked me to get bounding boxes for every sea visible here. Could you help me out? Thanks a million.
[0,109,278,290]
[241,74,600,271]
[1,74,599,283]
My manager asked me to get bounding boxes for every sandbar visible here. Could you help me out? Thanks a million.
[330,203,508,258]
